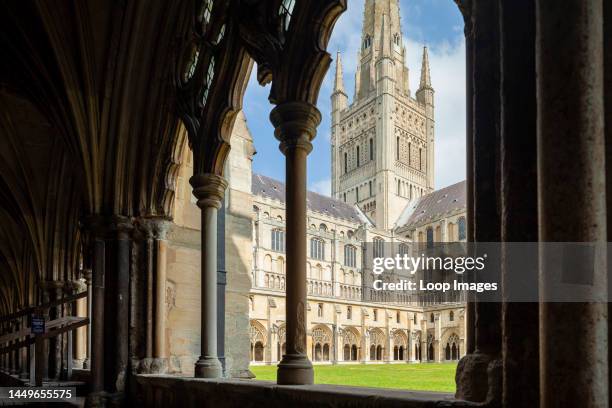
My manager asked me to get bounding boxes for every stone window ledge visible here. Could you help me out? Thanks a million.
[135,374,476,407]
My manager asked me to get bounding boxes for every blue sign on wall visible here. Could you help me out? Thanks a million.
[31,315,45,335]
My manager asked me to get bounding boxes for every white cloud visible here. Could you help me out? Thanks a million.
[310,178,332,196]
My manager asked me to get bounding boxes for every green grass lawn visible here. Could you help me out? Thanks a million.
[250,363,457,393]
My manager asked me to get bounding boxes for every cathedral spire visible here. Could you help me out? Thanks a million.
[419,46,432,90]
[333,51,346,95]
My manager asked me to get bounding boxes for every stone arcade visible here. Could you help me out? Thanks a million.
[0,0,611,407]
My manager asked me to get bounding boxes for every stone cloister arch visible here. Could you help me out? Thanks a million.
[368,328,385,361]
[0,0,347,402]
[341,326,360,362]
[311,324,332,362]
[249,320,268,362]
[392,330,408,361]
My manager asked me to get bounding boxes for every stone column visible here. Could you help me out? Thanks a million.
[499,1,539,407]
[456,0,502,403]
[82,269,92,369]
[190,173,227,378]
[270,101,320,385]
[537,0,607,407]
[154,220,170,372]
[87,237,105,405]
[112,218,133,394]
[73,279,88,368]
[605,2,612,407]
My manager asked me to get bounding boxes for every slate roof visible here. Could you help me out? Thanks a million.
[252,174,362,222]
[395,180,466,229]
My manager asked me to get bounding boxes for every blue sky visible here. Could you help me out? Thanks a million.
[242,0,466,195]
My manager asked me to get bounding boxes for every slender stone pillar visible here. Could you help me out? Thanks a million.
[499,1,539,407]
[73,280,87,369]
[463,9,476,357]
[605,2,612,407]
[83,269,92,369]
[19,314,28,379]
[87,238,105,405]
[154,227,169,357]
[190,173,227,378]
[216,198,226,374]
[271,101,320,385]
[537,0,607,406]
[112,218,133,394]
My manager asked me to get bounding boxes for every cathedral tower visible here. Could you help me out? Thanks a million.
[331,0,435,230]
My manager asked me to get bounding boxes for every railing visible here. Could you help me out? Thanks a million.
[0,291,89,386]
[261,272,285,291]
[339,283,362,300]
[307,279,333,297]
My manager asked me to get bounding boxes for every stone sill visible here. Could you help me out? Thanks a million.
[135,374,477,407]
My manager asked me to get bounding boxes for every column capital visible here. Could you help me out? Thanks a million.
[189,173,228,210]
[270,102,322,155]
[81,215,134,238]
[137,216,172,240]
[65,280,87,294]
[81,268,93,284]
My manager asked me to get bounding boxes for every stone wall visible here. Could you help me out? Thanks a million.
[134,375,474,408]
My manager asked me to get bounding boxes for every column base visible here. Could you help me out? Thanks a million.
[85,391,108,408]
[194,356,222,378]
[277,354,313,385]
[455,352,501,403]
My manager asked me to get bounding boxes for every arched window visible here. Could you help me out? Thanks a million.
[344,152,348,174]
[271,229,285,252]
[393,33,401,46]
[426,227,434,248]
[356,146,360,167]
[458,217,467,240]
[413,313,417,324]
[319,223,328,232]
[344,245,357,268]
[396,136,400,160]
[277,257,285,274]
[363,35,371,49]
[347,306,352,320]
[369,138,374,160]
[408,142,412,166]
[396,311,401,323]
[310,238,325,260]
[373,237,384,258]
[419,148,423,170]
[449,310,455,322]
[430,313,435,323]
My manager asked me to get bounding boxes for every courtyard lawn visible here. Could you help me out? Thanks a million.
[250,363,457,393]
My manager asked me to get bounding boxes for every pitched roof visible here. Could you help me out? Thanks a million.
[252,174,362,222]
[395,180,466,229]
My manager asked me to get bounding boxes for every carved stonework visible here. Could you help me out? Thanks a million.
[165,280,176,314]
